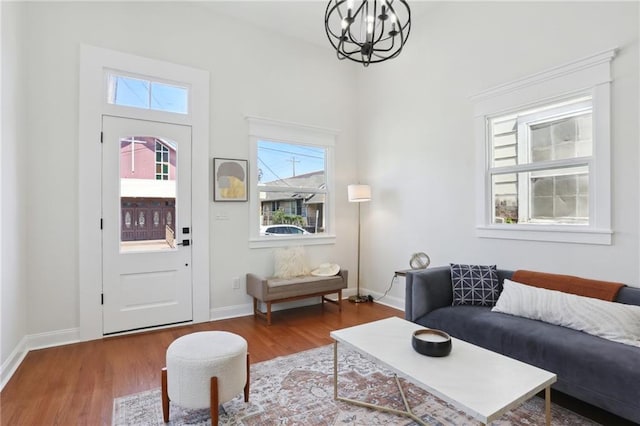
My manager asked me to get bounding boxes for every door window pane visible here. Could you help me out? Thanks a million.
[119,135,177,252]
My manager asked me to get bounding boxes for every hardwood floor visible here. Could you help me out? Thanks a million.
[0,301,402,425]
[0,302,633,425]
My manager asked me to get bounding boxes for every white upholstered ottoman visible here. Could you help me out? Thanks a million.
[161,331,250,424]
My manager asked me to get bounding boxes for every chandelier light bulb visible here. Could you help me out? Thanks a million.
[325,0,412,66]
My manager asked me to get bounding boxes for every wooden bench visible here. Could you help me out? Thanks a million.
[246,270,348,325]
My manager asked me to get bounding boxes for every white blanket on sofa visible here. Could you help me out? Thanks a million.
[492,279,640,348]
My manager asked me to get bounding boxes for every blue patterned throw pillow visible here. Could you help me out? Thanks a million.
[450,263,501,306]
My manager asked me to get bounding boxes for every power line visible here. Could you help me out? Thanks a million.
[258,157,291,186]
[258,146,324,160]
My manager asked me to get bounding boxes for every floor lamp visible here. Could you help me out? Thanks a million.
[348,184,371,303]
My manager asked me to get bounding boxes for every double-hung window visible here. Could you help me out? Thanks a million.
[474,49,616,245]
[247,117,337,248]
[490,97,592,225]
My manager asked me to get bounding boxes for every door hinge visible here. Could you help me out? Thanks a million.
[100,218,103,230]
[100,131,103,143]
[101,293,104,305]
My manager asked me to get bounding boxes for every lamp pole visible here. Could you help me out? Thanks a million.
[348,184,371,303]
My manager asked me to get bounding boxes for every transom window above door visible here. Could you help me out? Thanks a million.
[107,72,189,115]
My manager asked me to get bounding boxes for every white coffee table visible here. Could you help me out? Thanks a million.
[330,317,557,425]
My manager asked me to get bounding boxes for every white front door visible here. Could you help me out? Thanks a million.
[102,115,192,334]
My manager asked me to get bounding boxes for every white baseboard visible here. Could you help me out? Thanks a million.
[26,327,80,351]
[210,296,334,322]
[1,327,80,391]
[350,286,406,312]
[209,303,254,321]
[0,336,28,391]
[365,289,405,311]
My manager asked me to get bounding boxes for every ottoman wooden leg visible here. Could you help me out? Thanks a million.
[244,353,250,402]
[161,368,170,423]
[210,376,219,425]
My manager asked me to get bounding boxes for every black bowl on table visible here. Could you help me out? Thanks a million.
[412,329,452,357]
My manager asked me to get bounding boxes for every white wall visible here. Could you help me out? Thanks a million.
[357,1,639,302]
[1,2,28,371]
[4,1,638,358]
[18,2,359,335]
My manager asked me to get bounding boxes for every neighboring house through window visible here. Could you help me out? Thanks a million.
[473,49,616,245]
[247,117,337,248]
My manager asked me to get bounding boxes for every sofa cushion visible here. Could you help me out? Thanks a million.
[493,279,640,347]
[450,263,500,306]
[415,305,640,420]
[512,270,624,301]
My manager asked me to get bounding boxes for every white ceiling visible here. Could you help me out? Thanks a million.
[202,1,434,49]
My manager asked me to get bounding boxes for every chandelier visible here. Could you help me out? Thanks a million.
[324,0,411,67]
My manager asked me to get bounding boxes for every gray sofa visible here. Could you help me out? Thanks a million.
[405,266,640,424]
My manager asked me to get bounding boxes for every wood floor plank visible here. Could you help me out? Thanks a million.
[0,301,402,425]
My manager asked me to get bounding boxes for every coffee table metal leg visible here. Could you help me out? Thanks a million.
[333,340,427,426]
[333,341,338,400]
[545,386,551,426]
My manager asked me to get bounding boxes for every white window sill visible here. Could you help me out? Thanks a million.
[476,225,612,245]
[249,234,336,249]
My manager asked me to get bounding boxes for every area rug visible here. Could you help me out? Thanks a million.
[113,345,599,425]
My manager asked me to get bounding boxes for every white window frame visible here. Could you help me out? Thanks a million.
[472,48,616,245]
[247,116,337,249]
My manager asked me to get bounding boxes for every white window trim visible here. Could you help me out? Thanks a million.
[78,45,210,341]
[246,116,338,249]
[472,48,616,245]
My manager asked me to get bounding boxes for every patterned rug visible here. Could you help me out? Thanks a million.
[113,345,599,425]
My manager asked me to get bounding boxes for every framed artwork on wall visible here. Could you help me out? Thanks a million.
[213,158,248,202]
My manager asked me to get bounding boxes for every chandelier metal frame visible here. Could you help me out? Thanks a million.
[324,0,411,67]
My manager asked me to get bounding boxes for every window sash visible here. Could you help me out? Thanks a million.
[248,116,337,247]
[474,49,615,245]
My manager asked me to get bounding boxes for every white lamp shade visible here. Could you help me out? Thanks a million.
[348,184,371,202]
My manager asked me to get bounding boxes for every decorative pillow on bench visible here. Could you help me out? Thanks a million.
[450,263,501,307]
[493,279,640,348]
[273,246,309,279]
